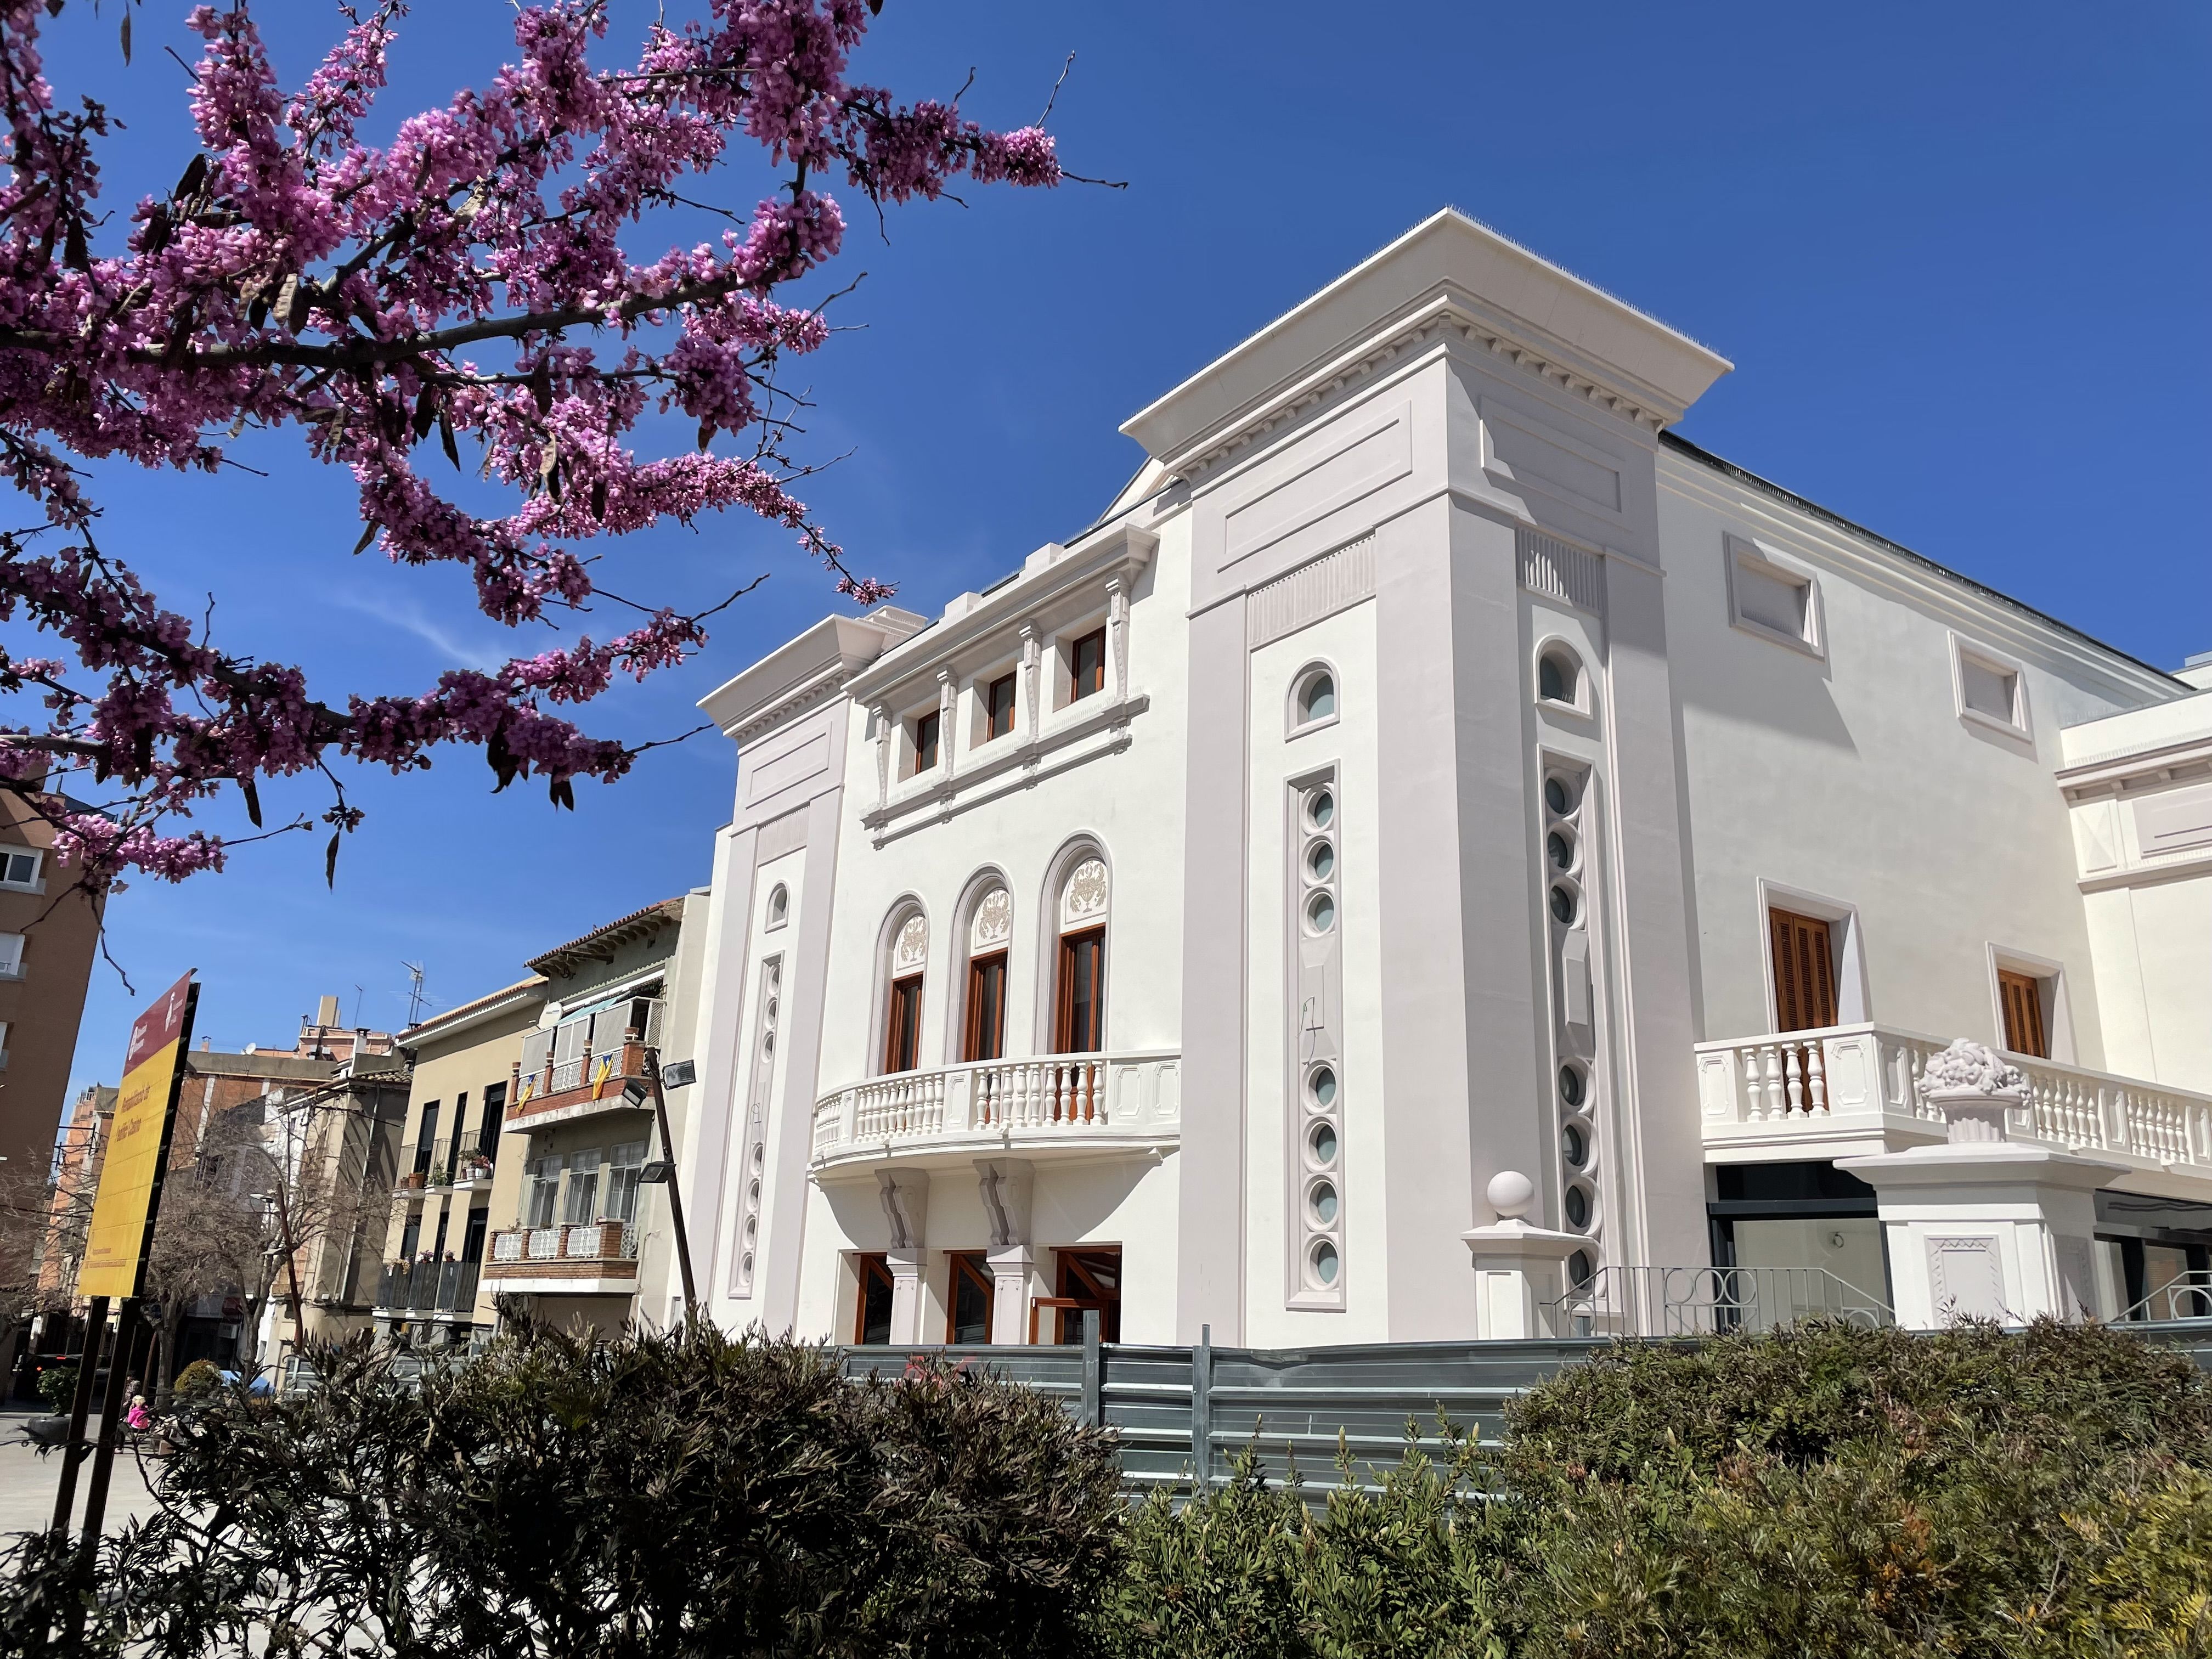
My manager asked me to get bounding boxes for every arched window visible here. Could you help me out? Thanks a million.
[881,910,928,1074]
[1537,644,1582,708]
[1291,664,1338,732]
[1053,856,1109,1053]
[765,883,789,930]
[962,884,1013,1062]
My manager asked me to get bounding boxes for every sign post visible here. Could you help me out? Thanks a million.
[54,972,198,1543]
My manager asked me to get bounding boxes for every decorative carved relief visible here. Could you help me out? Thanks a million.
[1516,528,1606,616]
[893,913,928,972]
[970,887,1013,951]
[1247,534,1378,650]
[1062,859,1109,928]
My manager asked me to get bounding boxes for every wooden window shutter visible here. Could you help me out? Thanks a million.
[1998,969,2050,1058]
[1769,908,1838,1032]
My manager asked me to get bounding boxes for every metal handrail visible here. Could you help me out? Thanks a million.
[1544,1264,1894,1339]
[2120,1271,2212,1324]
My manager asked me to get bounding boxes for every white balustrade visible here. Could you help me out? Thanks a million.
[527,1226,564,1260]
[1695,1021,2212,1176]
[811,1049,1180,1164]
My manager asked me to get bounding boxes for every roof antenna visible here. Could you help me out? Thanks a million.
[402,961,427,1026]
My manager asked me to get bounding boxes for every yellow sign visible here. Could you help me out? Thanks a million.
[77,972,195,1299]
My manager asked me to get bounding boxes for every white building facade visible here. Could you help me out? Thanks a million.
[669,211,2212,1350]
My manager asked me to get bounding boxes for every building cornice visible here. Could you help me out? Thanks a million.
[2056,734,2212,799]
[698,608,929,743]
[844,522,1159,706]
[400,978,546,1051]
[1123,209,1730,481]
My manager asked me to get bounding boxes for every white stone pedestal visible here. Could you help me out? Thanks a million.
[1461,1172,1587,1339]
[1836,1042,2122,1327]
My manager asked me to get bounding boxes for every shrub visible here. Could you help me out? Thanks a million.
[3,1322,1125,1659]
[170,1360,221,1401]
[33,1363,75,1414]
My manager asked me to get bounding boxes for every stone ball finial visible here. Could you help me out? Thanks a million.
[1487,1170,1536,1222]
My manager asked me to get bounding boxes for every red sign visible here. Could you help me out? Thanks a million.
[124,971,196,1074]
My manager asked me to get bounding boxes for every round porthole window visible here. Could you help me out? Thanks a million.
[1309,1122,1339,1165]
[1308,1065,1338,1109]
[750,1144,765,1171]
[1547,830,1574,871]
[1548,884,1576,924]
[1306,840,1336,882]
[1559,1065,1584,1107]
[741,1251,755,1279]
[1562,1121,1587,1167]
[1544,776,1573,816]
[1307,788,1335,830]
[1568,1249,1592,1287]
[1310,1239,1341,1287]
[1564,1183,1591,1229]
[744,1215,758,1241]
[1309,1180,1340,1226]
[1306,890,1337,934]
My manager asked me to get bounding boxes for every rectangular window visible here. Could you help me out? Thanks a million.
[854,1253,895,1345]
[1054,928,1106,1053]
[1728,539,1821,655]
[0,848,41,888]
[1999,969,2051,1058]
[524,1157,560,1228]
[910,709,940,775]
[430,1206,451,1260]
[461,1207,489,1264]
[0,933,23,975]
[477,1084,506,1156]
[1052,1246,1121,1344]
[883,975,923,1073]
[414,1104,440,1173]
[984,672,1017,741]
[398,1211,422,1260]
[1769,909,1838,1032]
[605,1140,647,1223]
[1068,628,1106,702]
[963,952,1008,1062]
[562,1149,602,1224]
[1961,658,2020,725]
[946,1252,995,1345]
[443,1093,467,1181]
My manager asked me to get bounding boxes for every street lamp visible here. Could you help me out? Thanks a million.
[625,1054,698,1324]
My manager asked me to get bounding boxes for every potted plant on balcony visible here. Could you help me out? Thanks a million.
[397,1170,426,1192]
[460,1152,494,1182]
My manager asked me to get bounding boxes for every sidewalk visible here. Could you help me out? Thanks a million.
[0,1408,160,1537]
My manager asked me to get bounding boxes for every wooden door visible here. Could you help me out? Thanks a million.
[854,1254,895,1346]
[882,975,922,1073]
[1053,928,1106,1053]
[1769,909,1839,1032]
[945,1252,995,1344]
[1998,969,2050,1058]
[963,952,1008,1062]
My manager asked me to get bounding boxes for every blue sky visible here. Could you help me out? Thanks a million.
[37,2,2210,1096]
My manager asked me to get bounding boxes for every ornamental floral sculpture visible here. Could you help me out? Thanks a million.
[1918,1037,2029,1144]
[0,1,1069,893]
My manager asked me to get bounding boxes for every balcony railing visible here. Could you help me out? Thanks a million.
[374,1260,482,1315]
[396,1137,498,1194]
[811,1049,1181,1169]
[1696,1021,2212,1178]
[1547,1265,1893,1339]
[482,1221,639,1285]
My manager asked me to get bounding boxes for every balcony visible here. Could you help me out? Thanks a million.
[481,1221,639,1295]
[1697,1022,2212,1192]
[396,1137,497,1195]
[811,1049,1181,1173]
[507,1001,663,1131]
[373,1259,483,1317]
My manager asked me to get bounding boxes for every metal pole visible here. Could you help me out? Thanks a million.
[643,1050,698,1323]
[1080,1308,1103,1427]
[47,1296,109,1536]
[78,1298,140,1547]
[1191,1322,1214,1491]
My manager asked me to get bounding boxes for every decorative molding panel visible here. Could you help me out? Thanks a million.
[1484,410,1622,518]
[2135,782,2212,858]
[1927,1235,2007,1322]
[754,806,808,865]
[1516,528,1606,616]
[743,731,830,805]
[1247,535,1378,650]
[1222,404,1410,572]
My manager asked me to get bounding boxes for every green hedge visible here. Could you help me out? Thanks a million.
[1104,1319,2212,1659]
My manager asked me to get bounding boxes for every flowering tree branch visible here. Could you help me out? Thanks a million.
[0,0,1069,891]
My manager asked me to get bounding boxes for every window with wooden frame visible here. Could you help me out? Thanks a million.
[1998,969,2051,1058]
[963,951,1008,1062]
[1769,907,1839,1032]
[853,1254,895,1346]
[909,709,940,775]
[983,671,1017,741]
[1066,628,1106,703]
[1047,1246,1121,1344]
[945,1251,994,1345]
[1054,928,1105,1053]
[882,974,923,1073]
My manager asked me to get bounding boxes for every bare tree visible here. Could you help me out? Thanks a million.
[0,1151,85,1389]
[142,1107,275,1398]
